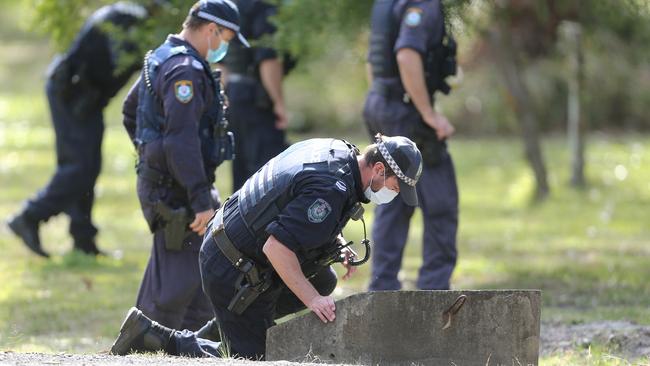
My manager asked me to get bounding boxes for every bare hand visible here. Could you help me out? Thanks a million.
[341,247,358,280]
[190,209,215,236]
[274,103,288,130]
[424,112,455,140]
[308,295,336,323]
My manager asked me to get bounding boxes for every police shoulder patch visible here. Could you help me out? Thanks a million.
[174,80,193,103]
[404,7,423,28]
[307,198,332,224]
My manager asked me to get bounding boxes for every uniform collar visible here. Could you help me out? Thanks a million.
[167,34,202,56]
[351,157,370,204]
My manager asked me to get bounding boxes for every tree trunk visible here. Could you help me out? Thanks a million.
[488,27,550,201]
[563,21,586,188]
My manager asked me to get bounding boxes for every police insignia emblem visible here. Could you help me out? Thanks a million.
[404,8,423,27]
[307,198,332,223]
[175,80,193,103]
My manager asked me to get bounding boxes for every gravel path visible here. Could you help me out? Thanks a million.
[0,352,351,366]
[1,321,649,365]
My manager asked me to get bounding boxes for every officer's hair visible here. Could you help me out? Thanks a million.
[183,14,212,30]
[362,145,396,177]
[184,2,208,29]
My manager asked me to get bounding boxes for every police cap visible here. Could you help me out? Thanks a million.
[190,0,250,47]
[375,134,423,206]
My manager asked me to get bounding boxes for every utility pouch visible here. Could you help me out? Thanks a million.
[153,201,192,251]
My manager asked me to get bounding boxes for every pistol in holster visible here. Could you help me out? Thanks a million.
[228,261,272,315]
[154,201,193,251]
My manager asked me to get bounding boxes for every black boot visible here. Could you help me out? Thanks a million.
[73,240,105,256]
[110,307,174,355]
[195,318,222,342]
[7,211,49,258]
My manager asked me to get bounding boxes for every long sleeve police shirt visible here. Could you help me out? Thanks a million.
[123,36,216,214]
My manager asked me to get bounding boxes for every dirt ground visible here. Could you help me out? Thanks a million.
[1,321,649,365]
[540,320,650,360]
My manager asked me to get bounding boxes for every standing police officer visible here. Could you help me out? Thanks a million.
[220,0,290,191]
[7,2,150,257]
[121,0,247,331]
[364,0,459,290]
[110,135,423,360]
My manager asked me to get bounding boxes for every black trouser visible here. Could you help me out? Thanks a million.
[363,91,459,290]
[165,234,337,360]
[227,82,286,192]
[135,230,214,331]
[24,78,103,243]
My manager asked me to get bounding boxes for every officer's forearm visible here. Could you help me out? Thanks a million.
[259,58,285,108]
[263,235,320,306]
[396,48,435,121]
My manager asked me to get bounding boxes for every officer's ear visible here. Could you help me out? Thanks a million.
[373,162,385,176]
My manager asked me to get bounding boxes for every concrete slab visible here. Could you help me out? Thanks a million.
[266,290,541,366]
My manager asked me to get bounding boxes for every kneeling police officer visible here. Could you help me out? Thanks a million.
[110,134,423,359]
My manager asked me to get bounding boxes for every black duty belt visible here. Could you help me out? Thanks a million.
[136,163,175,188]
[209,208,272,314]
[371,82,412,104]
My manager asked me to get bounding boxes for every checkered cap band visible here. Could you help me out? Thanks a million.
[376,139,417,187]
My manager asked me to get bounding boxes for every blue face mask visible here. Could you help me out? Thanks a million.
[206,31,229,63]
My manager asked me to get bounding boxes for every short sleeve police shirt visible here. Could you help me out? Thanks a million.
[393,0,444,55]
[266,174,350,253]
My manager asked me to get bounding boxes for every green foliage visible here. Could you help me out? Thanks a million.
[268,0,373,60]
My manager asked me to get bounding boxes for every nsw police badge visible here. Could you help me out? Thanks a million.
[174,80,193,103]
[307,198,332,223]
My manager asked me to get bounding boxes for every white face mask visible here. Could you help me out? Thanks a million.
[364,172,398,205]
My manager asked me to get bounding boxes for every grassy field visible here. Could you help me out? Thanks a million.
[1,3,650,365]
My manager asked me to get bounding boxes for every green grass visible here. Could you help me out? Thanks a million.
[1,2,650,364]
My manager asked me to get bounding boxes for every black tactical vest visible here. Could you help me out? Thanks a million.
[236,139,362,252]
[368,0,457,95]
[221,0,257,76]
[134,40,228,176]
[368,0,402,80]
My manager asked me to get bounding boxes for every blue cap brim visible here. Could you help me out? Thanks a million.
[399,180,418,206]
[236,32,250,48]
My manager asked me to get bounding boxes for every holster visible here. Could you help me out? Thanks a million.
[412,120,447,167]
[153,201,192,251]
[228,270,272,315]
[209,209,272,315]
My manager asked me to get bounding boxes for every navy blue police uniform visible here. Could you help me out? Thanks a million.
[221,0,289,191]
[8,2,148,257]
[195,138,367,359]
[109,135,424,360]
[364,0,459,290]
[110,138,372,359]
[121,34,227,331]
